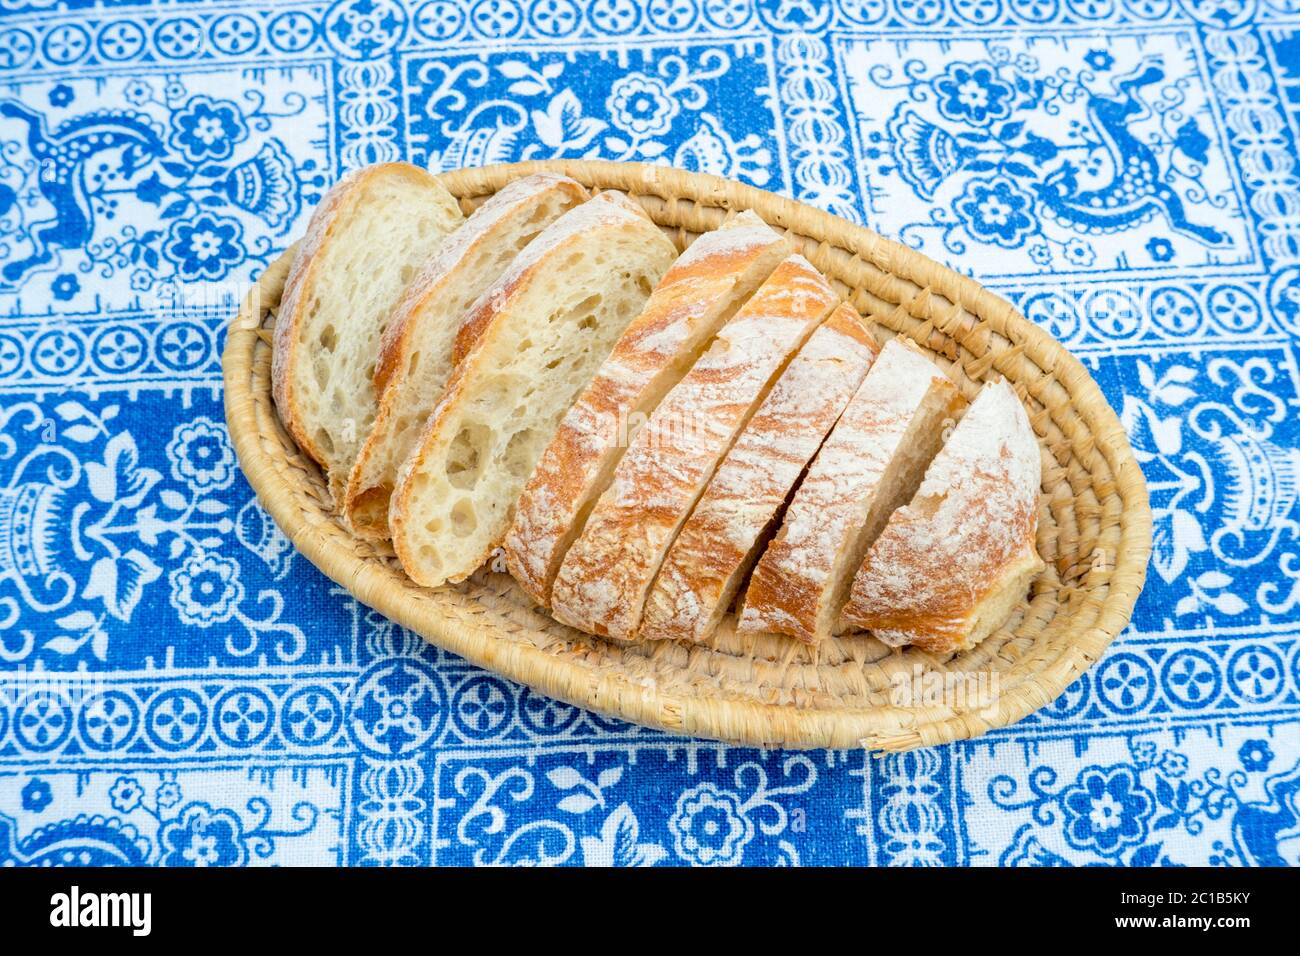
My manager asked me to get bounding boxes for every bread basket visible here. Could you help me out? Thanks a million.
[222,160,1152,751]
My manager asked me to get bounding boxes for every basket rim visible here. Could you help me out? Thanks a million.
[223,159,1153,750]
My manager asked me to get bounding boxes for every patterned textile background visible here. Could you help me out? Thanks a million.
[0,0,1297,868]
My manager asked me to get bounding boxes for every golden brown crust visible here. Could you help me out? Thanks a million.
[639,305,879,644]
[503,211,791,607]
[841,378,1044,653]
[550,254,840,640]
[454,277,514,369]
[345,484,391,537]
[737,338,964,644]
[852,551,1043,655]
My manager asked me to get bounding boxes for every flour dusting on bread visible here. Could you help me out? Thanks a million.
[640,304,879,644]
[842,378,1044,654]
[551,254,838,640]
[504,210,791,607]
[737,338,964,644]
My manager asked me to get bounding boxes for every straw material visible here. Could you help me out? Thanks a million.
[223,160,1152,751]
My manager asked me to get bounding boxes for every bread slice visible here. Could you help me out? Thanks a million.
[639,304,880,644]
[343,173,588,539]
[503,210,791,606]
[551,254,841,641]
[842,378,1043,654]
[737,338,965,644]
[272,163,464,500]
[389,191,677,588]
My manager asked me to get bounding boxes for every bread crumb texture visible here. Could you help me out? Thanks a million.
[390,191,676,587]
[273,163,463,497]
[345,173,586,537]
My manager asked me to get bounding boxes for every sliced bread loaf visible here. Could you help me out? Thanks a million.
[389,191,678,588]
[503,210,791,607]
[639,304,880,644]
[842,379,1043,654]
[343,173,588,539]
[737,338,965,644]
[551,254,841,641]
[272,163,464,500]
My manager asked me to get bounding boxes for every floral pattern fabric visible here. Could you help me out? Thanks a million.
[0,0,1297,867]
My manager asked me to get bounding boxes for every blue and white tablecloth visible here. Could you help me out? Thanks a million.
[0,0,1296,868]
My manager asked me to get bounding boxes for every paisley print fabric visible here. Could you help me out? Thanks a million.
[0,0,1297,867]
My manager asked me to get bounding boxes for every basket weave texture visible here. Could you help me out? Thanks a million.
[222,160,1152,750]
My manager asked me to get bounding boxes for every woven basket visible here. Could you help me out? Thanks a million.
[223,160,1152,750]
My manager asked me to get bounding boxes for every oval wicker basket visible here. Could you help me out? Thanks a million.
[223,160,1152,751]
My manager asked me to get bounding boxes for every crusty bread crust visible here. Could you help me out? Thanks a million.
[841,378,1044,654]
[550,254,840,641]
[503,210,791,607]
[737,338,964,644]
[270,162,463,497]
[639,304,879,644]
[389,190,677,588]
[343,173,588,538]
